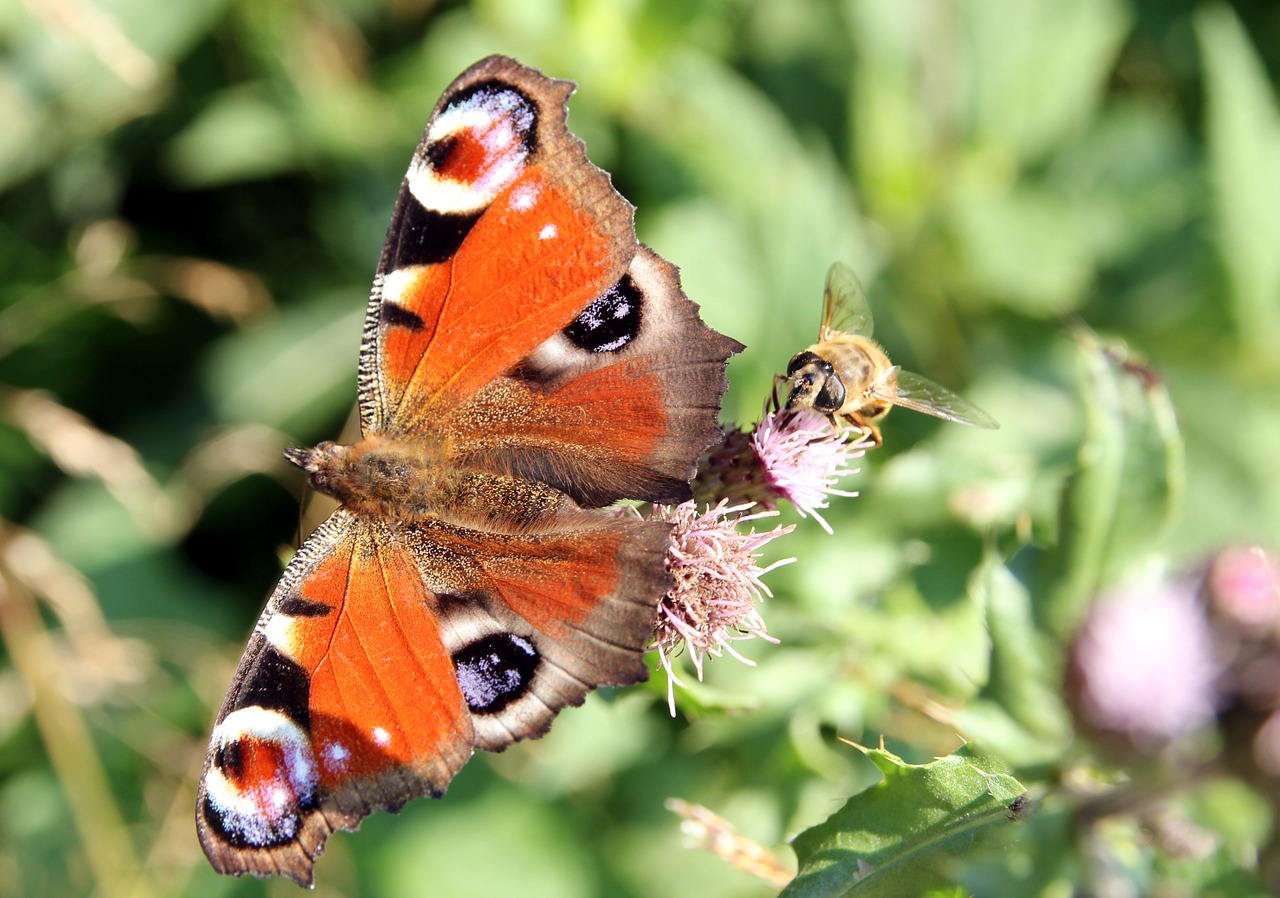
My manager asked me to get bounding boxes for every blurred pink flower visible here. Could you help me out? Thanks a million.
[650,499,794,714]
[1206,546,1280,634]
[1070,581,1221,750]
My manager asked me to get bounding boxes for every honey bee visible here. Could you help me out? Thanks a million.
[780,263,998,445]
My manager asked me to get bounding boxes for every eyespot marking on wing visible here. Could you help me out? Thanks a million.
[407,81,538,216]
[203,707,319,849]
[453,633,540,714]
[563,274,643,353]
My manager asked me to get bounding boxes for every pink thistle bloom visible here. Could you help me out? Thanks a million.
[691,411,868,529]
[1205,545,1280,634]
[1069,580,1222,751]
[650,499,795,714]
[749,410,870,534]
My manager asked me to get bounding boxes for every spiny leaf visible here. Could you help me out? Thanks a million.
[783,745,1026,897]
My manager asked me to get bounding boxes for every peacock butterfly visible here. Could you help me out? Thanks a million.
[195,55,741,885]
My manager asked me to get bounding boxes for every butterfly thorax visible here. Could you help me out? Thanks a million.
[284,437,573,530]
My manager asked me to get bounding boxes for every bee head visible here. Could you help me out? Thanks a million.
[785,351,846,414]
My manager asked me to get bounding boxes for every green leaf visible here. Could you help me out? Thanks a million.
[1038,331,1185,636]
[782,745,1026,898]
[957,553,1071,765]
[1197,5,1280,363]
[960,0,1131,162]
[202,288,362,433]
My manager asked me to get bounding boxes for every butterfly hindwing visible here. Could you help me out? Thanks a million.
[196,509,670,885]
[405,514,671,750]
[447,245,742,507]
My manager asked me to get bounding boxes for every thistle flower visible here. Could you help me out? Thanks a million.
[1205,545,1280,635]
[1067,580,1221,751]
[693,410,869,533]
[650,499,794,714]
[751,410,869,532]
[651,410,867,712]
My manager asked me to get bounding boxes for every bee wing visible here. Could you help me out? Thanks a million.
[819,263,875,340]
[878,369,1000,429]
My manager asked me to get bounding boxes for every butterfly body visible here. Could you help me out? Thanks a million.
[197,56,740,886]
[285,439,574,530]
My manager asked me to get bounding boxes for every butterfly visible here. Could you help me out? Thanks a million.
[195,55,741,886]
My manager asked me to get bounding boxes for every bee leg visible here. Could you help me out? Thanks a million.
[839,413,880,447]
[770,373,788,413]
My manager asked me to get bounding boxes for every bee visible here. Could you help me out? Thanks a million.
[780,263,998,445]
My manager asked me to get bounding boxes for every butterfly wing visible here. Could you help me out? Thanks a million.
[402,514,670,750]
[197,509,670,885]
[359,55,740,506]
[359,56,630,431]
[196,511,472,884]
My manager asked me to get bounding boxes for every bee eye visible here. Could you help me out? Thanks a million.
[814,375,846,412]
[787,351,823,376]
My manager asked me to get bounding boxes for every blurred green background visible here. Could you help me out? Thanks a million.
[2,0,1279,896]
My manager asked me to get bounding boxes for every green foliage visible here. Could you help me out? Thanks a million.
[783,745,1025,897]
[1039,332,1186,637]
[3,1,1280,897]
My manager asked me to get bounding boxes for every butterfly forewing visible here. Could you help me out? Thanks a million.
[356,55,738,506]
[196,511,474,885]
[358,56,634,435]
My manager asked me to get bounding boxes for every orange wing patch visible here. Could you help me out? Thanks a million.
[420,521,626,633]
[376,169,619,427]
[305,532,472,788]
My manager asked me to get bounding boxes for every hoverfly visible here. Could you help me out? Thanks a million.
[780,263,998,445]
